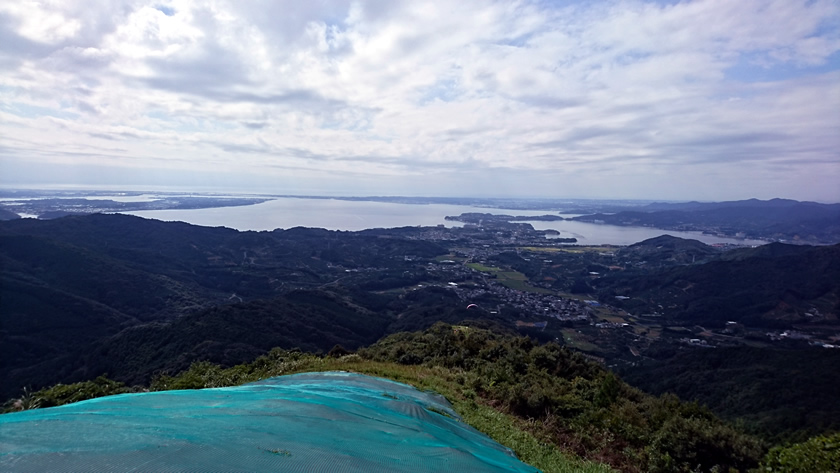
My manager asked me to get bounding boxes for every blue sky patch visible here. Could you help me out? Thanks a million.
[155,5,175,16]
[725,50,840,83]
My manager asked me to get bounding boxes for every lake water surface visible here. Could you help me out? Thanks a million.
[123,197,767,246]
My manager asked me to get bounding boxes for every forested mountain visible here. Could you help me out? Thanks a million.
[617,347,840,445]
[617,234,721,266]
[2,215,838,394]
[597,242,840,327]
[0,214,451,398]
[2,213,838,472]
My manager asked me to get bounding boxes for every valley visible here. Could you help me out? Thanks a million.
[1,212,838,450]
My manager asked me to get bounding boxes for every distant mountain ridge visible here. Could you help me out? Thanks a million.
[641,197,832,211]
[572,198,840,244]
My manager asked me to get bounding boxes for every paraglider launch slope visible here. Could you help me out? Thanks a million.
[0,372,538,472]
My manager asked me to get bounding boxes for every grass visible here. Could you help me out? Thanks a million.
[632,325,654,336]
[466,262,503,272]
[141,355,613,473]
[598,314,627,324]
[500,278,555,294]
[467,263,555,294]
[517,247,568,253]
[523,246,615,254]
[555,292,590,301]
[560,329,604,353]
[434,254,467,262]
[318,360,614,473]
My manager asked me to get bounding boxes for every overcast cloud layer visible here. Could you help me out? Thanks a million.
[1,0,838,201]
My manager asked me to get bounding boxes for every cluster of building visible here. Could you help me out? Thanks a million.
[443,276,593,324]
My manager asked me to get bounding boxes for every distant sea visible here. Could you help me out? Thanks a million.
[123,197,767,246]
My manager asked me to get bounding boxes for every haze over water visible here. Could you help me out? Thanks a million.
[124,197,767,246]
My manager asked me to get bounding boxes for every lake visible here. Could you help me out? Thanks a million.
[123,197,768,246]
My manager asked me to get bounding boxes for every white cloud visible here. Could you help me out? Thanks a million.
[0,0,838,201]
[0,1,82,43]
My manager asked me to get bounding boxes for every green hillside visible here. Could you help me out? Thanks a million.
[618,347,840,444]
[1,214,837,472]
[9,323,768,473]
[597,243,840,327]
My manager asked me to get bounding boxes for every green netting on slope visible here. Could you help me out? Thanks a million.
[0,371,540,472]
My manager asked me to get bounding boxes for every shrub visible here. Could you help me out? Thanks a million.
[758,432,840,473]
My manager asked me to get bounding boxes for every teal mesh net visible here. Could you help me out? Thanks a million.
[0,371,539,472]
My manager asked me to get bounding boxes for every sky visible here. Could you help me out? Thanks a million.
[0,0,838,202]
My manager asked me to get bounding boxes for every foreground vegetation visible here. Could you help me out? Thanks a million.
[618,347,840,445]
[7,323,780,473]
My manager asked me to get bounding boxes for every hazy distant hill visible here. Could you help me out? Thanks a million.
[0,208,20,220]
[599,242,840,327]
[0,214,457,397]
[572,198,840,244]
[716,241,819,261]
[74,290,395,387]
[617,234,721,266]
[0,234,206,321]
[641,197,828,212]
